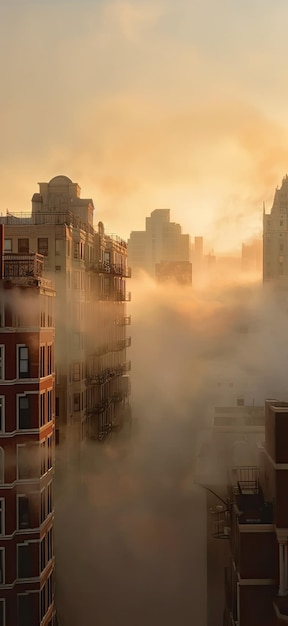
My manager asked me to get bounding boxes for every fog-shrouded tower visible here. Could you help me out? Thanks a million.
[263,175,288,283]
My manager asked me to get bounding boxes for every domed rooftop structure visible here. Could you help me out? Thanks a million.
[48,175,73,186]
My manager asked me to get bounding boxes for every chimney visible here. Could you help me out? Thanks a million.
[0,224,4,280]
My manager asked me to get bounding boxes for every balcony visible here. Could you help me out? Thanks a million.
[112,337,131,351]
[231,466,274,525]
[111,392,123,403]
[87,365,124,385]
[92,261,131,277]
[211,506,231,539]
[4,252,43,279]
[90,398,111,414]
[115,315,131,326]
[122,360,131,372]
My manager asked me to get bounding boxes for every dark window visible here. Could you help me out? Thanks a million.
[0,398,3,432]
[40,346,45,377]
[47,391,52,422]
[18,347,29,378]
[47,345,52,374]
[47,437,52,470]
[18,544,33,578]
[0,599,4,626]
[40,441,46,476]
[47,483,53,515]
[41,490,46,524]
[73,393,80,412]
[18,594,34,626]
[0,549,3,583]
[38,238,48,256]
[40,537,45,572]
[0,499,4,535]
[18,238,29,253]
[40,393,45,427]
[18,496,29,529]
[55,397,59,417]
[18,396,30,429]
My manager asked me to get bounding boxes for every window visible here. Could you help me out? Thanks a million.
[47,345,52,374]
[0,301,4,328]
[0,548,4,583]
[0,448,4,483]
[18,595,33,626]
[40,441,46,476]
[47,527,53,562]
[40,346,45,377]
[55,397,59,417]
[73,393,80,412]
[40,537,45,572]
[0,499,4,535]
[18,496,29,529]
[55,239,61,255]
[18,346,29,378]
[18,396,30,430]
[18,443,39,480]
[40,585,46,621]
[40,489,46,524]
[47,437,52,470]
[40,393,45,427]
[73,241,79,259]
[47,390,52,422]
[0,397,4,432]
[72,363,80,381]
[47,482,53,515]
[18,238,29,253]
[237,398,244,407]
[0,346,4,380]
[18,544,32,578]
[38,238,48,256]
[4,239,11,252]
[0,598,5,626]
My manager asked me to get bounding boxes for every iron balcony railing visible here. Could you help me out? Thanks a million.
[231,466,260,495]
[115,315,131,326]
[112,337,131,351]
[111,391,123,403]
[211,505,231,539]
[0,210,95,235]
[90,398,112,414]
[93,261,131,277]
[87,365,124,385]
[4,252,44,279]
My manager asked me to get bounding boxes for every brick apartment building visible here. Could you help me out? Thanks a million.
[0,226,56,626]
[0,175,131,459]
[214,399,288,625]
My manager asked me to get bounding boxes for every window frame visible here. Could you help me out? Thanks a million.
[0,396,4,433]
[0,346,4,381]
[18,395,31,430]
[18,346,29,379]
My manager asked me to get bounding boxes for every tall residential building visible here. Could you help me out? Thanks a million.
[0,175,131,458]
[263,175,288,282]
[0,226,56,626]
[214,399,288,626]
[128,208,191,279]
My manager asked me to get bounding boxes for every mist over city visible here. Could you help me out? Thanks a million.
[2,2,288,626]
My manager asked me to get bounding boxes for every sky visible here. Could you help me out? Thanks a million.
[2,0,288,252]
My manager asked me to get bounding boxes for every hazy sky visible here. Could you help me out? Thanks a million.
[2,0,288,251]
